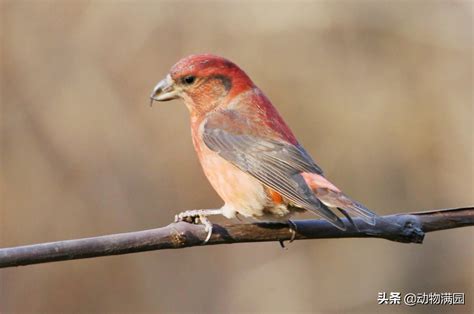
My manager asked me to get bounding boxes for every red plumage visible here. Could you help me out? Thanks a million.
[151,54,377,230]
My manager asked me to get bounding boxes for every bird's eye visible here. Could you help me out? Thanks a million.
[182,75,196,85]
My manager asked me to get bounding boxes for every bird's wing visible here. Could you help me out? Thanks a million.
[202,110,347,230]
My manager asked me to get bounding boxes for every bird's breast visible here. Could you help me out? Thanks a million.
[194,135,271,218]
[190,117,293,220]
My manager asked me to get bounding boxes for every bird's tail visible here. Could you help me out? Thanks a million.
[301,172,377,226]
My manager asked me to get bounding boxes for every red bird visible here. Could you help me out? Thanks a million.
[150,54,376,241]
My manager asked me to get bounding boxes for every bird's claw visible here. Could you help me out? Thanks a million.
[174,212,199,224]
[288,220,297,243]
[174,209,222,244]
[279,220,298,250]
[200,215,213,243]
[288,220,298,243]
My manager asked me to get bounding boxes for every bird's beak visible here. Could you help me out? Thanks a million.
[149,74,179,106]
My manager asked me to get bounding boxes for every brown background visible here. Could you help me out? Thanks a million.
[1,1,472,313]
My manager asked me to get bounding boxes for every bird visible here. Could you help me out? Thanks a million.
[150,54,377,242]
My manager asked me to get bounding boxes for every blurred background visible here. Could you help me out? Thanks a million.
[1,0,472,313]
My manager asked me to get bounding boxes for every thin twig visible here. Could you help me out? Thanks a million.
[0,207,472,268]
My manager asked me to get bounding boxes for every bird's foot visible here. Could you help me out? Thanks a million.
[174,209,223,244]
[288,219,297,243]
[279,219,298,249]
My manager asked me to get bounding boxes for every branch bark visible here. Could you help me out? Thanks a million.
[0,207,472,268]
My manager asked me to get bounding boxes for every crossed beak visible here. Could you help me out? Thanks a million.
[149,74,179,106]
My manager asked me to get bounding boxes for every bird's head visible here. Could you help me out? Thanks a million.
[150,54,254,115]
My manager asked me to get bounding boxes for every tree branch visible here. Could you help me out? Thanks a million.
[0,207,472,268]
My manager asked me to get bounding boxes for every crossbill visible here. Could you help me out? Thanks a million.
[150,54,376,241]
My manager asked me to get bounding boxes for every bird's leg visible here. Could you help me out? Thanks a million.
[174,209,223,244]
[174,209,224,223]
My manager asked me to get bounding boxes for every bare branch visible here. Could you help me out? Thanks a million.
[0,207,472,268]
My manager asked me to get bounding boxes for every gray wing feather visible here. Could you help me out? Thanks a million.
[203,124,346,230]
